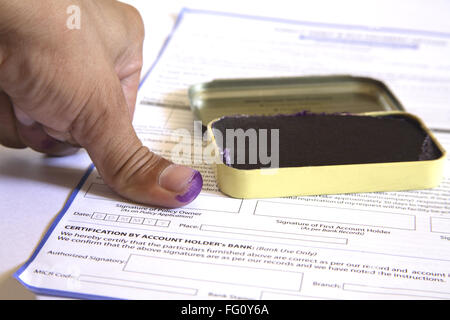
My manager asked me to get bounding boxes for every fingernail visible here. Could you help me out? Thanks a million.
[14,106,35,126]
[159,164,203,203]
[175,171,203,203]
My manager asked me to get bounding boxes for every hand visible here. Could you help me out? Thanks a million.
[0,0,202,208]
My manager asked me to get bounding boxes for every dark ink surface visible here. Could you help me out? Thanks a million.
[211,112,441,170]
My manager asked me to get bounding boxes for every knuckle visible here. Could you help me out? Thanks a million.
[123,4,145,40]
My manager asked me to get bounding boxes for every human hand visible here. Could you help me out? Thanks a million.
[0,0,202,208]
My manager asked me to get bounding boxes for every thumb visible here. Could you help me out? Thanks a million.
[71,74,202,208]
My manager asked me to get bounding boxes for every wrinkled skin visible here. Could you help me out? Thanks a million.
[0,0,202,208]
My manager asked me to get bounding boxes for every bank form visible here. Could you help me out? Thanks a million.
[15,8,450,300]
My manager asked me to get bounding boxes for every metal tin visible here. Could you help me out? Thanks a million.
[189,75,405,125]
[188,76,446,199]
[207,111,446,198]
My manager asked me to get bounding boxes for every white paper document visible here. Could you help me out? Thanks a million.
[15,8,450,300]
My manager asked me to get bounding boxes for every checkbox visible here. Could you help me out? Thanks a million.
[105,214,119,221]
[92,212,106,220]
[155,220,170,227]
[130,217,144,224]
[117,215,131,223]
[143,218,157,226]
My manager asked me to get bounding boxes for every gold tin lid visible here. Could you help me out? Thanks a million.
[188,75,405,125]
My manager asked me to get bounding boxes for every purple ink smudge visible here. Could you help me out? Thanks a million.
[175,170,203,203]
[222,148,231,166]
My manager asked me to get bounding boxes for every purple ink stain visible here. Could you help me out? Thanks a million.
[221,148,231,166]
[176,170,203,203]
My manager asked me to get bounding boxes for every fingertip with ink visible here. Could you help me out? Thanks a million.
[175,170,203,204]
[158,164,203,205]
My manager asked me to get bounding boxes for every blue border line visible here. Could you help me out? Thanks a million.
[13,7,447,300]
[12,163,115,300]
[138,8,187,89]
[14,163,95,277]
[12,8,189,301]
[182,7,450,39]
[298,35,418,49]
